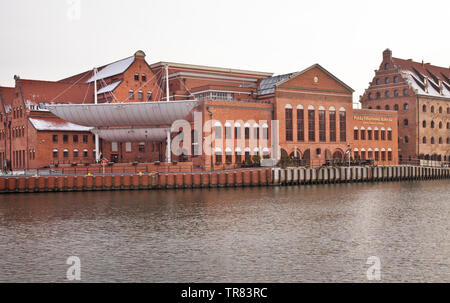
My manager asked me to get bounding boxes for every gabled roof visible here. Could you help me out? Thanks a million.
[86,56,135,83]
[17,79,94,109]
[258,64,354,96]
[393,57,450,98]
[0,86,15,113]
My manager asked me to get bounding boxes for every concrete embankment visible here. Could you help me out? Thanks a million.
[0,166,448,194]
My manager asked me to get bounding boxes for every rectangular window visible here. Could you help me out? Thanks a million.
[53,150,58,158]
[354,129,359,140]
[73,150,79,158]
[388,151,392,161]
[368,130,372,140]
[297,109,304,141]
[368,151,373,159]
[225,127,232,139]
[215,126,222,139]
[226,153,232,164]
[139,143,145,153]
[361,151,366,160]
[147,91,152,101]
[53,135,58,143]
[354,151,359,159]
[63,135,68,143]
[134,74,139,81]
[83,150,88,158]
[142,74,147,82]
[262,127,268,140]
[111,142,118,152]
[285,108,293,141]
[63,150,68,158]
[381,151,386,161]
[235,152,242,163]
[129,91,134,100]
[388,130,392,141]
[83,135,88,143]
[329,111,336,142]
[254,128,260,140]
[138,91,143,101]
[375,151,379,161]
[319,110,326,142]
[215,152,222,164]
[374,130,379,140]
[339,111,346,142]
[245,127,250,140]
[360,130,365,140]
[125,142,132,152]
[235,127,241,140]
[73,135,78,143]
[308,109,315,142]
[381,130,386,140]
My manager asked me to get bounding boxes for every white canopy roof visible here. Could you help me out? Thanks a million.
[91,128,169,142]
[47,100,199,127]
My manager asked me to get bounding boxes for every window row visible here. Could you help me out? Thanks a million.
[422,120,449,129]
[375,75,399,85]
[285,105,346,143]
[370,103,408,111]
[52,149,94,159]
[12,150,26,169]
[111,142,148,153]
[12,107,24,119]
[134,73,147,82]
[129,90,152,101]
[368,89,409,100]
[354,148,393,162]
[353,127,392,141]
[422,137,449,145]
[52,134,91,144]
[214,147,270,165]
[422,104,449,114]
[12,126,25,138]
[213,122,269,141]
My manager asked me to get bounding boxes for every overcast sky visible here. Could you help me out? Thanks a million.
[1,0,449,104]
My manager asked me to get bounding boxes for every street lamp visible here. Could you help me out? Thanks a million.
[346,143,351,167]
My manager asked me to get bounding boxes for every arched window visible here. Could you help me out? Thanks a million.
[393,76,399,83]
[385,91,390,98]
[385,63,389,70]
[439,121,442,129]
[431,106,435,113]
[422,105,426,112]
[422,137,427,144]
[431,121,435,128]
[439,137,443,144]
[447,137,450,144]
[376,92,381,99]
[394,90,399,97]
[404,119,408,126]
[385,105,390,110]
[138,90,143,101]
[439,106,443,113]
[447,122,450,129]
[376,79,380,85]
[385,77,390,84]
[403,103,409,110]
[129,90,134,100]
[368,92,372,100]
[431,137,435,144]
[404,136,409,144]
[403,89,408,96]
[285,105,293,141]
[447,108,450,114]
[422,120,426,128]
[394,104,399,111]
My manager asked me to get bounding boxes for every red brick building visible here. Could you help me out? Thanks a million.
[1,50,400,172]
[360,49,449,163]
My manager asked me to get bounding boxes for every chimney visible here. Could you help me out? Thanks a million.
[383,48,392,61]
[421,60,424,67]
[134,50,146,60]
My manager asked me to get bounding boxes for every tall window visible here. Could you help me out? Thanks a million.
[63,135,68,143]
[83,135,88,143]
[191,130,199,157]
[147,91,152,101]
[235,125,241,139]
[381,130,386,140]
[225,125,232,139]
[138,90,143,101]
[368,129,372,140]
[285,108,293,141]
[73,135,78,143]
[329,110,336,142]
[297,108,304,141]
[215,126,222,139]
[374,129,379,140]
[308,109,315,142]
[129,90,134,100]
[339,110,346,142]
[388,130,392,140]
[52,135,58,143]
[354,129,359,140]
[245,127,250,140]
[319,109,326,142]
[142,74,146,82]
[360,129,365,140]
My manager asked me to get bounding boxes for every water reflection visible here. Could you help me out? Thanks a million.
[0,180,449,282]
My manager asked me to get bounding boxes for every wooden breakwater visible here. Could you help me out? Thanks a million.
[0,166,448,194]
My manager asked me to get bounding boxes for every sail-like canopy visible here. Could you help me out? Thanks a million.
[91,128,169,142]
[47,100,198,127]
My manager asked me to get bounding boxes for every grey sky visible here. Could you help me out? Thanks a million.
[1,0,449,104]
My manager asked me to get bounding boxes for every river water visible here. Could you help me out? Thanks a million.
[0,180,449,282]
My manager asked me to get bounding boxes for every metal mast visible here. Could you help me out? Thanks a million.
[94,68,100,163]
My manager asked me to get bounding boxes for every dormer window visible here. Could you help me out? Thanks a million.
[134,73,139,81]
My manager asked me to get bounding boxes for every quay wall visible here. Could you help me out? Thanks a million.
[0,166,449,194]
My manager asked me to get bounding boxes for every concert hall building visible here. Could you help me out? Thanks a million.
[0,50,399,172]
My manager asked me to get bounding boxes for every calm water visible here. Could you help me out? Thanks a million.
[0,180,449,282]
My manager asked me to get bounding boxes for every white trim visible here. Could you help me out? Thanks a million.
[263,147,270,152]
[318,105,325,110]
[285,104,293,109]
[354,126,359,130]
[297,104,304,109]
[368,148,373,151]
[193,89,252,95]
[329,106,336,111]
[224,122,232,127]
[244,147,251,152]
[235,147,242,152]
[308,105,315,110]
[375,148,379,152]
[387,127,392,131]
[360,126,365,130]
[214,147,222,153]
[361,148,366,152]
[374,127,379,130]
[388,148,392,152]
[225,147,232,153]
[253,123,259,127]
[214,121,222,127]
[367,127,372,130]
[53,149,58,152]
[234,122,241,127]
[381,127,386,131]
[381,148,386,152]
[254,147,260,152]
[262,123,269,128]
[339,107,346,112]
[244,122,251,127]
[354,148,359,152]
